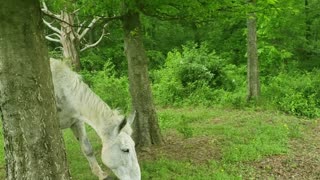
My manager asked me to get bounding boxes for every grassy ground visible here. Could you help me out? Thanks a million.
[0,107,319,179]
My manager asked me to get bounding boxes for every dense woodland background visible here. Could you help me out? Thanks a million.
[45,0,320,118]
[1,0,320,179]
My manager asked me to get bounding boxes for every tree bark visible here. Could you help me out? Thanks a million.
[122,8,163,149]
[60,11,81,71]
[247,0,260,101]
[0,0,70,179]
[305,0,311,41]
[304,0,312,59]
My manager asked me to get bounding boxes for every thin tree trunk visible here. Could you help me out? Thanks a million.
[192,23,201,47]
[122,9,163,149]
[247,0,260,101]
[0,1,70,179]
[305,0,312,59]
[305,0,311,41]
[61,11,81,71]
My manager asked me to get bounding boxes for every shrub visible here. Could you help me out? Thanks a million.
[263,70,320,118]
[152,42,244,106]
[258,43,294,76]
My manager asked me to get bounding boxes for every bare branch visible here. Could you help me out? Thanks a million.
[43,19,61,34]
[79,17,101,40]
[45,36,61,43]
[77,20,87,34]
[42,9,82,28]
[72,8,81,14]
[41,1,61,19]
[47,33,61,39]
[98,15,125,22]
[80,24,108,52]
[54,46,63,51]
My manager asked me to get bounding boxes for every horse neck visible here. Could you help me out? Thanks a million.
[58,66,121,141]
[77,100,116,137]
[71,82,119,139]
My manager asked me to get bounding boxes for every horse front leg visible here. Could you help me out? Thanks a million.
[71,121,109,180]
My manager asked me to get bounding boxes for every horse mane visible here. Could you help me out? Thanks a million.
[50,59,126,133]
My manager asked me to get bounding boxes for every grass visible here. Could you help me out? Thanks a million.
[63,127,104,180]
[145,107,304,179]
[0,107,308,179]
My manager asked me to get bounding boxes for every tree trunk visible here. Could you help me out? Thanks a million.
[122,9,163,149]
[61,11,81,71]
[305,0,311,41]
[192,23,201,47]
[247,0,260,101]
[304,0,312,59]
[0,1,70,179]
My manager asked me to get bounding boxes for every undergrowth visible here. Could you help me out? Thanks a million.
[80,42,320,118]
[141,107,304,179]
[0,107,309,179]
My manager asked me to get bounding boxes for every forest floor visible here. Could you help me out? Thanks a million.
[252,126,320,179]
[1,107,320,179]
[139,107,320,179]
[139,124,320,179]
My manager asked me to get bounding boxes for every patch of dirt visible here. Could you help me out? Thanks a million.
[250,121,320,179]
[251,154,320,179]
[210,118,224,124]
[139,120,320,179]
[139,130,221,164]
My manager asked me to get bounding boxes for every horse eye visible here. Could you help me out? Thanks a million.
[121,148,130,153]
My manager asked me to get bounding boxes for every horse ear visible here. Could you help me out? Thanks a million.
[118,118,127,133]
[127,111,136,125]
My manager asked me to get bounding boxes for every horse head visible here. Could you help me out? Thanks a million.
[101,111,141,180]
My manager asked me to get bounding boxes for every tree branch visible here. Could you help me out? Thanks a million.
[79,17,101,40]
[45,36,60,43]
[80,24,108,52]
[54,46,63,51]
[41,1,61,19]
[42,9,84,28]
[47,33,61,39]
[72,8,80,14]
[77,20,87,34]
[43,19,62,34]
[99,15,125,22]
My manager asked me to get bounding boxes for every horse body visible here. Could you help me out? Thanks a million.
[50,59,140,180]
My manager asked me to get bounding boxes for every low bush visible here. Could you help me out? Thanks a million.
[78,42,320,119]
[152,42,246,106]
[263,70,320,118]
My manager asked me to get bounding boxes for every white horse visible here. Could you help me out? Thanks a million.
[50,59,141,180]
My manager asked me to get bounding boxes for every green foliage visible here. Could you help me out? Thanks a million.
[81,30,127,77]
[258,43,294,75]
[81,51,106,71]
[263,71,320,118]
[153,42,243,106]
[45,0,320,118]
[146,50,166,70]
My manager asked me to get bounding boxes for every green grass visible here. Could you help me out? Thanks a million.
[63,127,105,180]
[0,107,307,179]
[142,158,243,180]
[150,107,304,179]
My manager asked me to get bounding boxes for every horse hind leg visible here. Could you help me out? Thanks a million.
[70,121,108,180]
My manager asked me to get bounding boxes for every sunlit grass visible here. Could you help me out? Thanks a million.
[0,107,307,179]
